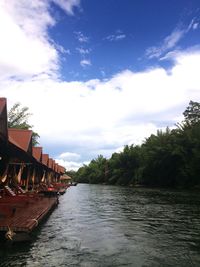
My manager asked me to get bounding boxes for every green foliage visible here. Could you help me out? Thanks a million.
[75,165,89,183]
[76,155,107,184]
[140,130,183,187]
[65,170,76,181]
[8,103,31,128]
[75,101,200,189]
[183,100,200,125]
[8,102,40,146]
[107,145,141,185]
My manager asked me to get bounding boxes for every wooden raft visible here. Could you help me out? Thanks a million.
[0,195,58,235]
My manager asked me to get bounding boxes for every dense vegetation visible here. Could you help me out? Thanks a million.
[75,101,200,189]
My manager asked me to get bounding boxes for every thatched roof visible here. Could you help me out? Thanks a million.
[60,174,72,180]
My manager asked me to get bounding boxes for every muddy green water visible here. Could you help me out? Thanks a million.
[0,184,200,266]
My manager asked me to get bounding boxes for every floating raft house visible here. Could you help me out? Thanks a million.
[0,98,67,242]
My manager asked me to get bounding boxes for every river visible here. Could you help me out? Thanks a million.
[0,184,200,266]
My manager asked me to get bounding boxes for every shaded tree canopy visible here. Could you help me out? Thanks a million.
[75,101,200,189]
[8,102,40,146]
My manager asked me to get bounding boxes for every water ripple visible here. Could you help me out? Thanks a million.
[1,185,200,266]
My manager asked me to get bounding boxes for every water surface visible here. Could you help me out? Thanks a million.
[0,184,200,266]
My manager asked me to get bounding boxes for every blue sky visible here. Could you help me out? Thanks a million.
[0,0,200,170]
[49,0,200,80]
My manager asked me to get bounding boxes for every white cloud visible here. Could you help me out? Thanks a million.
[54,43,71,55]
[58,152,81,161]
[0,0,59,80]
[1,49,200,171]
[187,18,199,31]
[55,159,83,171]
[0,0,79,81]
[52,0,80,15]
[100,70,106,77]
[76,47,90,55]
[105,33,126,42]
[164,30,185,49]
[80,59,91,67]
[146,18,199,59]
[192,22,199,30]
[146,29,185,59]
[75,31,89,43]
[1,1,200,170]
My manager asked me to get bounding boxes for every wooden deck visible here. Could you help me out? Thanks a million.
[0,194,58,241]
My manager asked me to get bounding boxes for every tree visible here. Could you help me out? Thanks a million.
[141,129,184,187]
[8,102,40,146]
[75,100,200,189]
[183,100,200,125]
[75,155,107,184]
[173,118,200,188]
[107,145,141,185]
[87,155,107,184]
[75,165,90,183]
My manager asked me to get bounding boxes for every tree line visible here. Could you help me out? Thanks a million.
[75,101,200,189]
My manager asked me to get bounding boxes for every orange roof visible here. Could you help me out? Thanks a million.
[0,98,8,141]
[52,160,55,170]
[0,98,6,114]
[56,164,59,172]
[32,147,42,161]
[58,165,65,174]
[54,163,58,172]
[8,128,32,152]
[48,158,53,169]
[42,153,49,166]
[58,165,63,173]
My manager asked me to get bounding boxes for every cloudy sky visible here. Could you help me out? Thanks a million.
[0,0,200,170]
